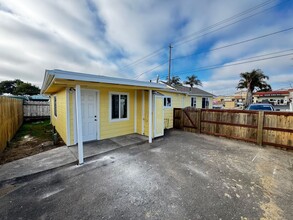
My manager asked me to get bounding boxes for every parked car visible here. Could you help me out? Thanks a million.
[246,103,275,111]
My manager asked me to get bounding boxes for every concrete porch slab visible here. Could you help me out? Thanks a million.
[0,146,76,182]
[68,133,148,160]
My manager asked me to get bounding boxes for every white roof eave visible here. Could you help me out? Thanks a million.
[42,69,167,93]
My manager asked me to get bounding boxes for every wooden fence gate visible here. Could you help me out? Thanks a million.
[173,108,293,150]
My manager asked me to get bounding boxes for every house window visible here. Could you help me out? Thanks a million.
[111,93,128,120]
[164,97,172,108]
[202,97,210,109]
[54,96,57,117]
[191,97,196,107]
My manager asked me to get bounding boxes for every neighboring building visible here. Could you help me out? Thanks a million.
[213,90,247,109]
[29,94,49,101]
[173,86,214,109]
[41,69,213,163]
[253,90,290,105]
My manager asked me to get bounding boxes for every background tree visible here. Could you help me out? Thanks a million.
[0,79,40,95]
[167,76,182,86]
[184,74,202,88]
[236,69,271,106]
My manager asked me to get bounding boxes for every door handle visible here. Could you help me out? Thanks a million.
[94,119,97,121]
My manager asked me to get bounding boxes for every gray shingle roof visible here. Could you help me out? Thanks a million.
[174,86,214,97]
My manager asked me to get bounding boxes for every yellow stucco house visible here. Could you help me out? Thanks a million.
[41,69,213,163]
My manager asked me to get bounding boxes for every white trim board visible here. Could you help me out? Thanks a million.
[109,92,130,122]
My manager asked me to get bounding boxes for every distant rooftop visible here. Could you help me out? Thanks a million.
[174,86,214,97]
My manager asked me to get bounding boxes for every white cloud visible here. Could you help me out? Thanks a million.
[0,0,292,92]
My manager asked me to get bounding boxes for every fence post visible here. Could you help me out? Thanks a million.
[257,111,264,146]
[197,109,201,133]
[181,109,184,129]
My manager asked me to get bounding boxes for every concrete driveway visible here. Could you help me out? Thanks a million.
[0,130,292,219]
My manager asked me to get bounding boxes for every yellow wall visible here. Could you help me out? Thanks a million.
[99,86,135,139]
[144,90,149,136]
[69,92,75,145]
[136,90,142,135]
[50,89,68,145]
[59,83,214,143]
[68,85,138,141]
[160,91,187,129]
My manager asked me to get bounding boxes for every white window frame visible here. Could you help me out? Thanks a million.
[163,96,172,108]
[53,95,57,118]
[109,92,130,122]
[191,96,197,107]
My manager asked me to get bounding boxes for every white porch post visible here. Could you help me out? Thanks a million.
[148,90,152,143]
[75,84,84,164]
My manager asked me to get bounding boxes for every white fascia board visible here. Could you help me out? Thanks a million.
[51,69,167,89]
[187,93,214,97]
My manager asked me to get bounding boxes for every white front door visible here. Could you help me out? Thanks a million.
[81,90,98,142]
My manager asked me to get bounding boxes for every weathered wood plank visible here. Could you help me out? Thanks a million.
[0,96,23,152]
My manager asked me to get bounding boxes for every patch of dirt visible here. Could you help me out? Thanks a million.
[0,120,64,165]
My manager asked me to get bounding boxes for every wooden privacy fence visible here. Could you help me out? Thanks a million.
[173,107,293,150]
[23,101,50,119]
[0,96,23,152]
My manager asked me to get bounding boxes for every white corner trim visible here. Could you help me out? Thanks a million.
[73,90,77,144]
[142,90,145,135]
[148,90,152,143]
[134,90,137,133]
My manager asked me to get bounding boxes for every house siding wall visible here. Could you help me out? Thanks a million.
[144,91,149,136]
[68,85,142,141]
[160,91,187,129]
[69,92,75,145]
[136,90,142,135]
[50,89,68,145]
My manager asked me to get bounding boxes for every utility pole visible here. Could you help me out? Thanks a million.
[168,43,173,85]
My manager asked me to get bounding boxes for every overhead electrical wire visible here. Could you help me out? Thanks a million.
[119,0,281,72]
[172,0,279,46]
[169,51,293,76]
[172,27,293,60]
[139,25,293,79]
[135,61,169,79]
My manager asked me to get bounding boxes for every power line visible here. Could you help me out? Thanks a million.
[172,0,277,46]
[172,26,293,61]
[173,0,286,47]
[119,0,283,73]
[170,52,293,76]
[135,61,169,79]
[119,47,165,70]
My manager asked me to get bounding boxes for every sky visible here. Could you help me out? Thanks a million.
[0,0,292,95]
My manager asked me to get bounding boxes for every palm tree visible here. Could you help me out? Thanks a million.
[237,69,271,106]
[167,76,182,86]
[184,74,202,88]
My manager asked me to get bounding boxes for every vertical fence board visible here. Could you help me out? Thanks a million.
[0,97,23,152]
[23,101,50,119]
[174,108,293,150]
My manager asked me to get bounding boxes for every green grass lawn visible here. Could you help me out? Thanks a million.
[13,120,52,141]
[0,119,64,164]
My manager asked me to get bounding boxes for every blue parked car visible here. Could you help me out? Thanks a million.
[247,103,275,111]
